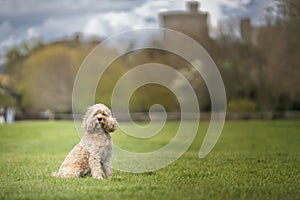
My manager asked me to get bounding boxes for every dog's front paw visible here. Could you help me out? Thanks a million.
[95,176,104,180]
[92,173,104,180]
[52,171,58,177]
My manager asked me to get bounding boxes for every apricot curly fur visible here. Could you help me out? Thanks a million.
[52,104,117,179]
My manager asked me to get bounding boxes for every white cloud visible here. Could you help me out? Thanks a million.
[198,0,222,27]
[134,0,172,17]
[26,27,39,38]
[84,12,132,37]
[0,0,274,63]
[84,0,176,38]
[83,0,190,38]
[1,36,17,50]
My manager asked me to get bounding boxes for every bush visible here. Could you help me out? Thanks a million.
[0,90,17,107]
[228,98,257,113]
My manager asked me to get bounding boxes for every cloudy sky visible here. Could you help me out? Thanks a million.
[0,0,272,65]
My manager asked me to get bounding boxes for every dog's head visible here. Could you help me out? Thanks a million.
[82,104,117,134]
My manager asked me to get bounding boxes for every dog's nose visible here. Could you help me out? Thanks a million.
[98,118,102,122]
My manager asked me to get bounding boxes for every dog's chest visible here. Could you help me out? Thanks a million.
[101,142,113,161]
[81,133,112,157]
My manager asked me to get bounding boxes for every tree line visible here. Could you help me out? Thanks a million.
[0,0,299,115]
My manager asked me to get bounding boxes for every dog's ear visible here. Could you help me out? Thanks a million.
[82,105,95,132]
[102,115,117,133]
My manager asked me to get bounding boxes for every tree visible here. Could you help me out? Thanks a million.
[258,0,300,110]
[19,45,78,113]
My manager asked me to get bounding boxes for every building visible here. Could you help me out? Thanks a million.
[240,18,253,44]
[159,1,211,46]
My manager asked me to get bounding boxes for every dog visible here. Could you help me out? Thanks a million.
[52,104,117,179]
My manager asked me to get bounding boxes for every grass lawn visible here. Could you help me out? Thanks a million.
[0,120,299,199]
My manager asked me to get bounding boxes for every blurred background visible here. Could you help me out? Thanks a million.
[0,0,299,120]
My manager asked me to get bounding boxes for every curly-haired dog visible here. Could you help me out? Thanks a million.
[52,104,117,179]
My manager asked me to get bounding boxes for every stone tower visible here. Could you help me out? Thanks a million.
[159,1,210,46]
[240,18,253,43]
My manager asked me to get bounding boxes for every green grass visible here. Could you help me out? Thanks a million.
[0,120,299,200]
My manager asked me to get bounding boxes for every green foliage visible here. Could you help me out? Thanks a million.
[96,59,129,107]
[128,84,179,112]
[4,39,44,76]
[228,99,257,113]
[18,45,73,112]
[0,120,299,199]
[16,43,96,113]
[0,90,17,107]
[2,0,300,114]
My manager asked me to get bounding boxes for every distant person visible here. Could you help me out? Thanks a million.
[6,106,15,124]
[0,106,5,125]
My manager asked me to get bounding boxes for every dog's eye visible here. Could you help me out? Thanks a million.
[102,112,108,116]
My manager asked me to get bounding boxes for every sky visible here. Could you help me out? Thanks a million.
[0,0,273,65]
